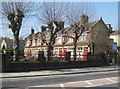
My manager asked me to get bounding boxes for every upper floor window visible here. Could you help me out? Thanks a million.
[69,38,73,43]
[81,32,86,41]
[32,39,36,46]
[38,38,41,46]
[57,37,62,43]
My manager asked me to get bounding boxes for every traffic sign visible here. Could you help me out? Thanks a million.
[112,43,117,51]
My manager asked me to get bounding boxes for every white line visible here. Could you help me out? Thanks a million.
[66,81,80,84]
[91,82,118,87]
[28,85,45,88]
[60,84,65,89]
[106,78,116,83]
[85,81,93,86]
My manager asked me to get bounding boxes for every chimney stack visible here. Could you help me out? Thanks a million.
[31,28,34,34]
[80,15,88,24]
[106,24,112,33]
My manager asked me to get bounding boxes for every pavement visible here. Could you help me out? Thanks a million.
[1,65,120,78]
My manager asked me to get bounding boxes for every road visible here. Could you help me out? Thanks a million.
[2,70,119,89]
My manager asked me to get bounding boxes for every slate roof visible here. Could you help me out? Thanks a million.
[63,21,97,34]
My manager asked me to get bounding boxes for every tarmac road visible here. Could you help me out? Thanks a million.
[2,70,118,88]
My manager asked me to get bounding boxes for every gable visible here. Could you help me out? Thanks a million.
[1,39,7,49]
[92,18,110,31]
[90,19,111,46]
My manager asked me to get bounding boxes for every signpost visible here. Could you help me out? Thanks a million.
[112,43,117,51]
[112,43,117,65]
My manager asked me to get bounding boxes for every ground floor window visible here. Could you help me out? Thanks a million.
[31,50,34,57]
[55,51,59,57]
[77,47,83,58]
[36,51,39,57]
[84,47,88,50]
[68,48,74,58]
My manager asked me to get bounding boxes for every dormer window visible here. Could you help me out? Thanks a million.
[57,37,62,43]
[69,38,73,43]
[38,38,41,46]
[81,32,86,41]
[32,39,35,46]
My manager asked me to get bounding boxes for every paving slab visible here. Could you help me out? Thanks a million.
[1,66,119,78]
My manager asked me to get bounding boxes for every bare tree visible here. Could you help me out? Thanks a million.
[38,2,67,61]
[1,1,34,61]
[65,3,95,61]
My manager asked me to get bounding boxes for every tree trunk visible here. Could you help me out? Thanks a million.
[46,45,52,61]
[13,33,19,61]
[73,44,77,61]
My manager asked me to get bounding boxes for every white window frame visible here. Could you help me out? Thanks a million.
[81,32,86,41]
[38,38,41,46]
[57,37,62,43]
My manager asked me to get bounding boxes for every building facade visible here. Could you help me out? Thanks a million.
[24,16,113,61]
[110,30,120,52]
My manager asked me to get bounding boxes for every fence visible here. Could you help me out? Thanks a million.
[2,51,119,72]
[1,51,109,72]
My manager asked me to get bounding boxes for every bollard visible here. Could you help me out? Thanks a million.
[66,52,71,61]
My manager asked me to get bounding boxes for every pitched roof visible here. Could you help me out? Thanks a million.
[64,21,97,33]
[25,34,32,40]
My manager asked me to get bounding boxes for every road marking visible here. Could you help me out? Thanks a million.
[60,84,65,89]
[26,77,118,88]
[90,82,118,87]
[66,81,81,84]
[28,85,45,88]
[106,78,116,83]
[85,81,93,86]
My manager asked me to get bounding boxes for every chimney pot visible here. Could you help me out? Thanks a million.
[31,28,34,34]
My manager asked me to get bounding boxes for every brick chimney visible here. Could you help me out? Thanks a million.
[106,24,113,33]
[31,28,34,34]
[80,15,88,24]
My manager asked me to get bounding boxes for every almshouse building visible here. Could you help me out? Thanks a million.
[24,15,113,61]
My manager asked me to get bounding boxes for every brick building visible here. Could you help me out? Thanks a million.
[24,16,113,61]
